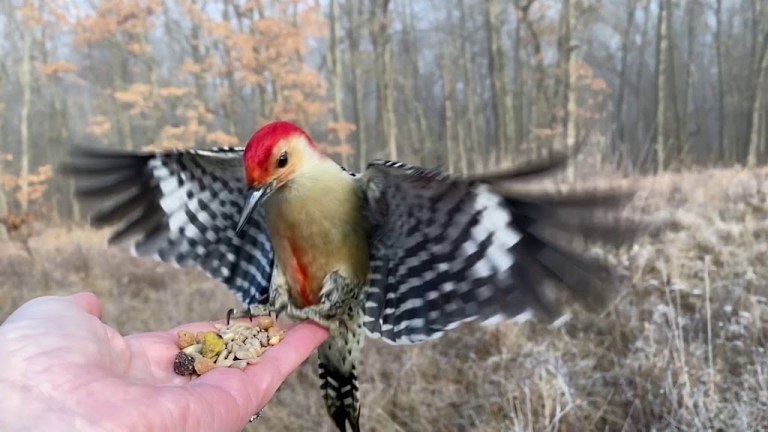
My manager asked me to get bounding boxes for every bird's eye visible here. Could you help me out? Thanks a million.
[277,151,288,169]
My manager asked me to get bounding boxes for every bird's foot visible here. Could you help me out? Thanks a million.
[283,304,345,332]
[225,305,275,325]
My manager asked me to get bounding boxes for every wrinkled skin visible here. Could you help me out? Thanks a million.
[0,292,328,432]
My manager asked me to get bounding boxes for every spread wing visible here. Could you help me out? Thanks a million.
[61,147,274,307]
[358,158,640,345]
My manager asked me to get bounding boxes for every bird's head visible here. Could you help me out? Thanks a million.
[236,121,320,234]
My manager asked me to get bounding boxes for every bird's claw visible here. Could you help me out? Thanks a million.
[224,307,256,325]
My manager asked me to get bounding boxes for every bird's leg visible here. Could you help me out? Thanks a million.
[278,272,355,331]
[282,304,343,330]
[267,268,291,320]
[224,266,290,324]
[225,303,281,325]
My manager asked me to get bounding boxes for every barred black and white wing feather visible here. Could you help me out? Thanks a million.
[359,158,639,345]
[62,147,274,306]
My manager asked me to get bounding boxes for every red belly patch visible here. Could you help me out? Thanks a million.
[288,240,317,307]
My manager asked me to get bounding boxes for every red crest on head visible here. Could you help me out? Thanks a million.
[243,121,314,185]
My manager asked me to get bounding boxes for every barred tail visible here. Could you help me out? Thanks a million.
[318,325,362,432]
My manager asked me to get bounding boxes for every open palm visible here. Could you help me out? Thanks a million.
[0,292,328,432]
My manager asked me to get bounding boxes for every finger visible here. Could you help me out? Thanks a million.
[66,292,103,320]
[189,322,329,429]
[244,322,329,388]
[2,293,102,326]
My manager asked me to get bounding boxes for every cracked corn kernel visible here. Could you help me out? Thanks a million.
[177,331,196,349]
[194,357,216,375]
[201,332,225,359]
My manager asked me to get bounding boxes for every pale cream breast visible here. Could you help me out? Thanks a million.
[264,160,370,307]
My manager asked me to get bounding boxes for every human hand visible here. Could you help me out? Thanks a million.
[0,292,329,432]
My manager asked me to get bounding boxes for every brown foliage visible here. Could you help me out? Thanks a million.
[39,62,77,77]
[181,0,330,127]
[86,115,112,138]
[74,0,162,47]
[0,162,52,234]
[1,164,53,207]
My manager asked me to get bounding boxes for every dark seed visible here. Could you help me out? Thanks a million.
[173,351,196,376]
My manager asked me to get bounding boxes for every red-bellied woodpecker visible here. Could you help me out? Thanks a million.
[63,121,644,432]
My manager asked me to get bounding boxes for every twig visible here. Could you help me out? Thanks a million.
[703,255,715,397]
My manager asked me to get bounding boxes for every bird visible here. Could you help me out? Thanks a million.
[62,120,644,432]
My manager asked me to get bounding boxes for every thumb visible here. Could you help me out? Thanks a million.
[66,292,103,320]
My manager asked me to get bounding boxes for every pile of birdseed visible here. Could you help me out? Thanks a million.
[173,316,285,376]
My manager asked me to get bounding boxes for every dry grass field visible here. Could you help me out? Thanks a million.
[3,166,768,431]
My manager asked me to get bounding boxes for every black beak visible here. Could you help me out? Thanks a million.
[236,181,275,235]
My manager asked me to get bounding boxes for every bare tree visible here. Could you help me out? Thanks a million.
[715,0,725,160]
[615,0,637,150]
[344,0,369,170]
[634,0,654,164]
[655,0,669,172]
[0,70,6,239]
[486,0,512,160]
[511,0,526,151]
[370,0,397,159]
[664,0,684,164]
[327,0,350,167]
[18,11,31,212]
[402,0,432,164]
[558,0,578,180]
[517,1,551,130]
[680,0,699,160]
[460,0,483,169]
[747,31,768,167]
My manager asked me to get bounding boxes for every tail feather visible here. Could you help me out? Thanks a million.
[318,325,362,432]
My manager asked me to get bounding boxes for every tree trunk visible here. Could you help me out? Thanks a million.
[0,72,7,239]
[715,0,726,161]
[328,0,349,167]
[558,0,577,179]
[0,190,7,240]
[344,0,368,170]
[19,22,32,213]
[665,0,684,164]
[459,0,482,170]
[381,0,396,160]
[371,0,397,160]
[486,0,511,161]
[558,0,572,130]
[680,0,698,161]
[519,2,552,129]
[186,0,212,120]
[614,0,636,151]
[747,32,768,167]
[403,0,432,165]
[441,51,455,173]
[511,0,525,151]
[39,1,76,220]
[634,0,653,164]
[564,1,578,181]
[221,0,239,136]
[110,45,134,151]
[656,0,669,173]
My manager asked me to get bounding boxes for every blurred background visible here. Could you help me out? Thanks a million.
[2,0,768,430]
